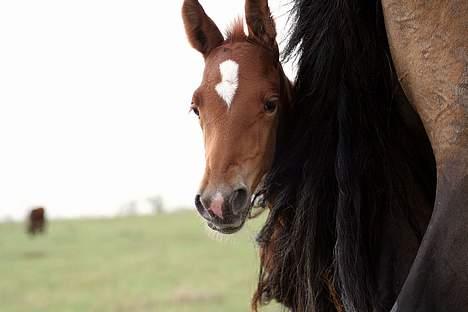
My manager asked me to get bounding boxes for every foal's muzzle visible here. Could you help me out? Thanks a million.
[195,186,250,233]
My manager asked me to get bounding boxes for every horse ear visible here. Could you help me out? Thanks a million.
[245,0,277,49]
[182,0,224,58]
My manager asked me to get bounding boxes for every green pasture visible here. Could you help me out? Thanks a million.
[0,211,281,312]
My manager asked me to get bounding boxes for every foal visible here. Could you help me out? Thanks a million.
[182,0,291,234]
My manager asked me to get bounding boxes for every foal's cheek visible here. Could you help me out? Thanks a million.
[261,118,277,159]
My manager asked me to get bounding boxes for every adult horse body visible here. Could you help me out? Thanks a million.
[182,0,467,311]
[382,2,467,311]
[256,1,467,311]
[27,207,46,236]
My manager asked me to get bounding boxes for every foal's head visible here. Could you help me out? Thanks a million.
[182,0,291,233]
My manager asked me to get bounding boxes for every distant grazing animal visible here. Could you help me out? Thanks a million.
[182,0,467,311]
[27,207,46,236]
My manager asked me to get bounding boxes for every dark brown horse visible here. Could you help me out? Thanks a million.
[27,207,46,236]
[182,0,467,311]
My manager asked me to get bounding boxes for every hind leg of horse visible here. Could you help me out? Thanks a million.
[390,168,468,311]
[382,0,468,310]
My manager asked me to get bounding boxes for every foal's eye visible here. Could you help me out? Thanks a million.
[264,98,278,114]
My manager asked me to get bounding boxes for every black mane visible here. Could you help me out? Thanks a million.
[254,0,436,311]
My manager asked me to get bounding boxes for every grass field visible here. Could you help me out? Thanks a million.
[0,211,281,312]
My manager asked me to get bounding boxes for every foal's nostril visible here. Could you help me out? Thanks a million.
[195,194,209,218]
[195,194,203,210]
[195,194,201,206]
[230,187,248,215]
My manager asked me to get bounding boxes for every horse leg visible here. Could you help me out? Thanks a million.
[391,171,467,311]
[382,1,468,311]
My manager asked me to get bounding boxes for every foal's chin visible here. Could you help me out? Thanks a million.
[207,221,245,234]
[204,207,251,235]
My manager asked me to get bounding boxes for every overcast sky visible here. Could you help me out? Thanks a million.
[0,0,294,220]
